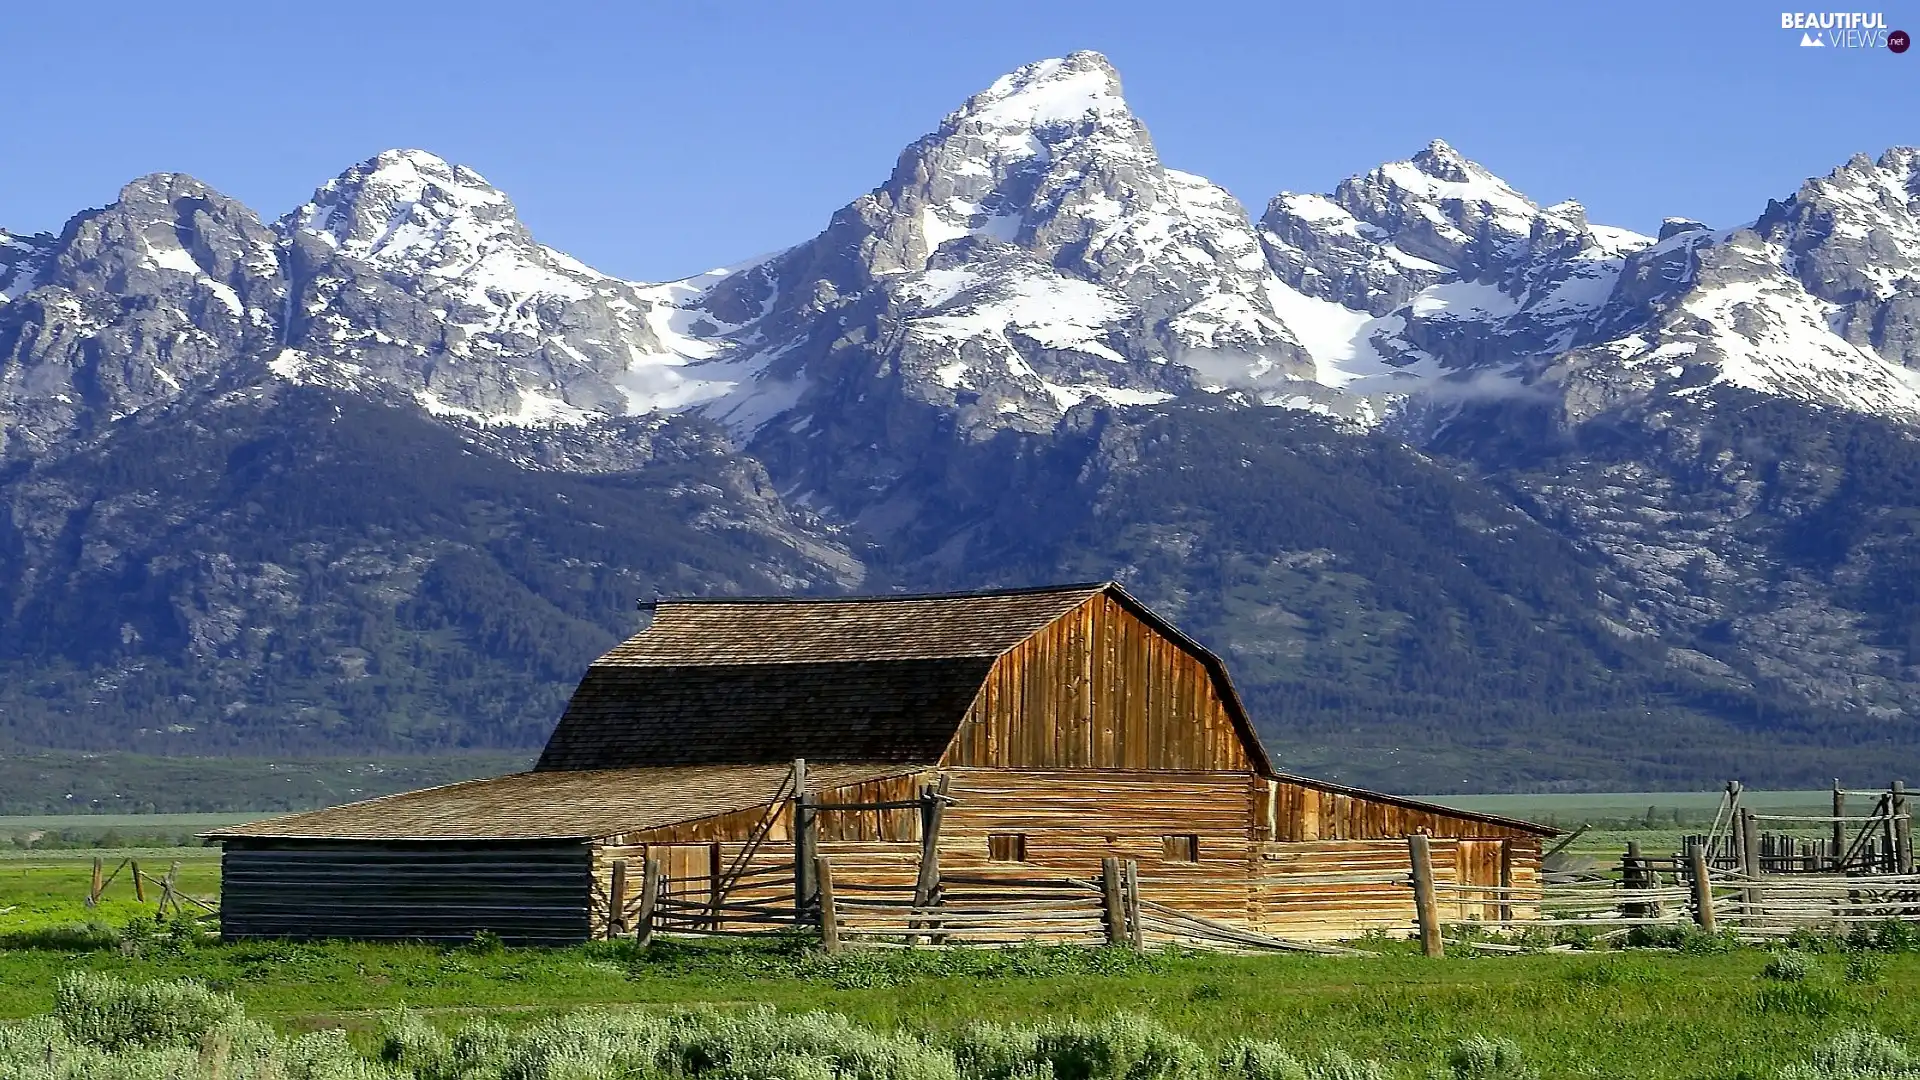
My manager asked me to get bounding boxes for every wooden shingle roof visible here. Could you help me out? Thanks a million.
[535,583,1108,771]
[600,583,1106,665]
[206,763,919,841]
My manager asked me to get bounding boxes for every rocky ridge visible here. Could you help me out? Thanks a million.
[2,52,1920,785]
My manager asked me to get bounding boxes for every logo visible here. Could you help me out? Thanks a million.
[1780,10,1898,47]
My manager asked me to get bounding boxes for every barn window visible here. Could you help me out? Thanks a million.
[1162,835,1200,862]
[988,834,1028,862]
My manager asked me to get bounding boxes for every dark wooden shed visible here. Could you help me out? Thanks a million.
[211,582,1550,944]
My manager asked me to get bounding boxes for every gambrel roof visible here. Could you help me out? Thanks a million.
[534,582,1275,775]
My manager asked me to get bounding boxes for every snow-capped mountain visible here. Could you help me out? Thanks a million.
[0,174,286,459]
[682,51,1318,444]
[1253,138,1920,429]
[272,149,749,427]
[4,53,1915,459]
[4,50,1920,786]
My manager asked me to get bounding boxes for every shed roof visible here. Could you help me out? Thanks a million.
[205,763,920,841]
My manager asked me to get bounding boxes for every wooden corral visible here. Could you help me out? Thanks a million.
[211,582,1552,945]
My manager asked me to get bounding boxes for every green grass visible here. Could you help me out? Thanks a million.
[9,806,1920,1077]
[6,851,1920,1077]
[0,850,222,935]
[0,936,1916,1079]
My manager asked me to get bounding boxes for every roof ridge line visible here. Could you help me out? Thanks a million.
[640,581,1114,609]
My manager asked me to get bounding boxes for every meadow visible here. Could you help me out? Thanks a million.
[2,796,1918,1079]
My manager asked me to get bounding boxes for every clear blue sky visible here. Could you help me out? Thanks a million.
[2,1,1911,282]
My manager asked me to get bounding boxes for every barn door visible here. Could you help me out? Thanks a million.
[652,844,719,931]
[1454,840,1505,923]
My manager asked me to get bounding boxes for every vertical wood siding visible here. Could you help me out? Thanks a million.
[1262,778,1542,841]
[944,594,1253,771]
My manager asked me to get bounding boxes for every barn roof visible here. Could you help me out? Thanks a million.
[536,582,1175,771]
[602,582,1108,664]
[205,763,919,842]
[535,582,1277,776]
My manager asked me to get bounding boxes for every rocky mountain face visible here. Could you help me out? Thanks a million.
[3,51,1919,788]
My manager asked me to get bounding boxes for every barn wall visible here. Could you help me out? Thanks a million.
[591,773,933,932]
[1254,837,1542,939]
[944,594,1254,771]
[933,768,1259,924]
[1259,779,1543,841]
[588,768,1545,939]
[219,840,593,945]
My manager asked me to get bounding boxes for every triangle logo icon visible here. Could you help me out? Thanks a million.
[1800,31,1825,45]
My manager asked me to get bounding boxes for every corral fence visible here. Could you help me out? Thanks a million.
[1530,846,1920,944]
[610,851,1363,955]
[1680,780,1913,875]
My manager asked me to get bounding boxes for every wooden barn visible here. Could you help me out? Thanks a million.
[210,583,1551,945]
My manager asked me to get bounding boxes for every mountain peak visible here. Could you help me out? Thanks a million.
[950,51,1129,132]
[286,148,521,266]
[1411,138,1476,182]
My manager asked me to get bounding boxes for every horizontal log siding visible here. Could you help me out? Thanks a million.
[945,595,1253,772]
[1254,837,1543,939]
[936,768,1257,925]
[591,774,932,932]
[219,841,593,945]
[582,772,1543,942]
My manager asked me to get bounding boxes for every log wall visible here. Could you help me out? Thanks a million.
[589,768,1546,940]
[219,840,593,945]
[934,768,1259,924]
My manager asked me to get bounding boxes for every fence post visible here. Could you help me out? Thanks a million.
[636,858,661,947]
[791,759,816,922]
[1101,857,1126,945]
[1123,860,1144,949]
[1894,780,1913,875]
[913,775,949,943]
[1832,781,1847,870]
[609,859,628,938]
[1408,833,1443,958]
[1687,843,1715,933]
[1739,809,1762,921]
[131,859,145,904]
[87,857,102,908]
[1497,840,1515,925]
[1622,841,1645,920]
[816,855,840,955]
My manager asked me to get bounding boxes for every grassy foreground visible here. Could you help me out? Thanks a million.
[1,928,1918,1079]
[6,839,1920,1078]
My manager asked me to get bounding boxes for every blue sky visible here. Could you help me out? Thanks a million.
[2,1,1911,281]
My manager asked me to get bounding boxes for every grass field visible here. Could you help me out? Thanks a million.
[5,800,1918,1078]
[6,849,1920,1078]
[1,919,1918,1079]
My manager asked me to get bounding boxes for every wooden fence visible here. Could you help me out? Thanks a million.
[607,851,1367,954]
[1681,780,1914,875]
[1435,843,1920,950]
[83,856,218,922]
